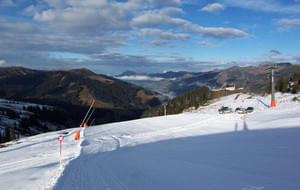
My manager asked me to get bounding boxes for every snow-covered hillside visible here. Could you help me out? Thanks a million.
[1,93,300,190]
[0,99,64,142]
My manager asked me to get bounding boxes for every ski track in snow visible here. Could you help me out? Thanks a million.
[1,93,300,190]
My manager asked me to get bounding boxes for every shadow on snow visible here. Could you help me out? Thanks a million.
[53,127,300,190]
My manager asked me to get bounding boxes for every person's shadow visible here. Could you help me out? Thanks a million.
[234,120,249,132]
[243,120,249,131]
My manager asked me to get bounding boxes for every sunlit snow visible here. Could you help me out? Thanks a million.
[1,93,300,190]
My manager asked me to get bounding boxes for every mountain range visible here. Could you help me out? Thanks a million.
[1,63,300,127]
[0,67,159,109]
[0,67,160,127]
[116,63,300,98]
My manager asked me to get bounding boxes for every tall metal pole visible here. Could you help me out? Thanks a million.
[271,68,276,107]
[85,108,95,126]
[271,69,275,100]
[59,140,62,167]
[80,99,95,127]
[163,103,167,116]
[90,118,96,126]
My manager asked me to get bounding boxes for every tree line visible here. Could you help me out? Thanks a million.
[265,72,300,94]
[0,105,65,144]
[143,86,210,118]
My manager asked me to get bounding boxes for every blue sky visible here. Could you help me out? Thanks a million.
[0,0,300,74]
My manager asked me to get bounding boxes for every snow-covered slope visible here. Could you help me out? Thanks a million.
[1,93,300,190]
[0,128,81,190]
[0,99,63,140]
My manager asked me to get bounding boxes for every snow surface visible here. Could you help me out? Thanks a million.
[0,129,81,190]
[1,93,300,190]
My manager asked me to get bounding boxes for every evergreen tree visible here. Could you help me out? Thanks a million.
[10,127,15,141]
[0,129,2,143]
[143,86,210,117]
[5,126,10,142]
[276,76,289,93]
[292,72,300,82]
[19,118,30,135]
[264,79,272,94]
[291,72,300,93]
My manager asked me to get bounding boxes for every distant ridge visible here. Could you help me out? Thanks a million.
[0,67,161,126]
[115,63,300,97]
[0,66,159,109]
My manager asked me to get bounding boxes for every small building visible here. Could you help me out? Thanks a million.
[225,84,235,91]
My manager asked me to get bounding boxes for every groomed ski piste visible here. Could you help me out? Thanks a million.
[1,93,300,190]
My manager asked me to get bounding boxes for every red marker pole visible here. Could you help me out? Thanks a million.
[60,140,62,158]
[58,135,64,168]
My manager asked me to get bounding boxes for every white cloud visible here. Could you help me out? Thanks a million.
[0,0,15,7]
[42,0,67,9]
[259,50,300,63]
[277,18,300,31]
[148,0,181,7]
[0,60,6,65]
[149,39,170,46]
[184,22,249,39]
[159,7,184,15]
[117,75,164,81]
[262,50,281,58]
[22,5,39,16]
[133,8,248,39]
[198,41,213,47]
[33,0,132,34]
[121,0,181,10]
[0,19,44,34]
[201,3,225,13]
[0,0,252,73]
[278,18,300,25]
[132,8,186,27]
[259,50,281,60]
[32,0,182,34]
[269,55,300,62]
[66,0,107,8]
[139,28,189,41]
[199,26,248,39]
[139,28,190,46]
[0,19,126,57]
[30,0,249,40]
[221,0,300,14]
[34,9,56,22]
[198,41,223,48]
